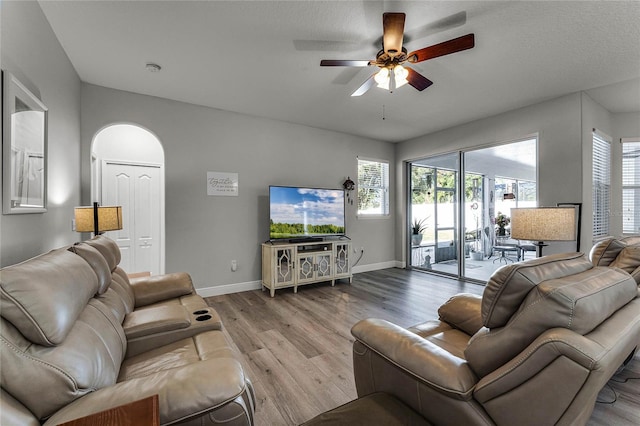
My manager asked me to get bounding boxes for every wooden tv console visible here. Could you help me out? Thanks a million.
[261,239,352,297]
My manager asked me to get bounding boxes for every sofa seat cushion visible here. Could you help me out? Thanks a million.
[119,331,236,381]
[123,305,191,339]
[301,392,432,426]
[43,331,253,426]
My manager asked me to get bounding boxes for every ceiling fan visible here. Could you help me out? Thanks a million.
[320,13,475,96]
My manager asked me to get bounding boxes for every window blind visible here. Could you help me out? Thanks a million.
[622,138,640,234]
[592,131,611,238]
[357,158,389,215]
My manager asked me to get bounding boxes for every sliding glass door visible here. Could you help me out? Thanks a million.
[408,137,537,282]
[408,153,460,277]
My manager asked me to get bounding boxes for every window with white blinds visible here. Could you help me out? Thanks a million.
[622,138,640,234]
[592,130,611,238]
[357,158,389,216]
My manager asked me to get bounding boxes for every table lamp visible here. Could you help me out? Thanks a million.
[510,207,576,257]
[75,202,123,236]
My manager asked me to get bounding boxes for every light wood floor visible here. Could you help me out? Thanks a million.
[206,268,640,426]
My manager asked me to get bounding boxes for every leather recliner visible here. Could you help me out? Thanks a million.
[305,252,640,425]
[1,236,255,425]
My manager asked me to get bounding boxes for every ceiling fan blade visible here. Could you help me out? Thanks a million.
[406,68,433,91]
[408,33,475,63]
[382,12,405,57]
[321,59,372,67]
[351,74,376,97]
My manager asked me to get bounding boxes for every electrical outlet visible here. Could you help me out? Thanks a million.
[71,219,76,231]
[360,247,364,253]
[231,260,237,272]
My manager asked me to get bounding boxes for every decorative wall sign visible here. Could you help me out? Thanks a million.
[207,172,238,196]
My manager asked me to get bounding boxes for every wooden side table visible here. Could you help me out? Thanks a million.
[58,394,159,426]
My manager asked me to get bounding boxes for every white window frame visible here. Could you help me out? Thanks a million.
[592,129,611,239]
[622,137,640,235]
[357,157,390,217]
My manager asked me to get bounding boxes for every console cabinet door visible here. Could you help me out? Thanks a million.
[264,246,295,287]
[297,254,316,283]
[335,243,351,277]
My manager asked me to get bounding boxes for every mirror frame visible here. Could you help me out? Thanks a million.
[2,71,48,214]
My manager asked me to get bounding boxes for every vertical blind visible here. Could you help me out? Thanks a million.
[622,138,640,234]
[592,130,611,238]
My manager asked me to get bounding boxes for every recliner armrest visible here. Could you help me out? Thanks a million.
[351,318,478,399]
[123,305,190,339]
[437,293,483,336]
[129,272,194,308]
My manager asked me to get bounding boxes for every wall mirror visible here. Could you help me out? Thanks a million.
[2,71,48,214]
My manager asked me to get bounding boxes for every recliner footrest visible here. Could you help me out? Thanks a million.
[300,392,432,426]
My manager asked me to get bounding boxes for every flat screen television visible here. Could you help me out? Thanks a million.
[269,185,346,240]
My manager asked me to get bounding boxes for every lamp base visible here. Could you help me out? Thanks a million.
[534,241,549,257]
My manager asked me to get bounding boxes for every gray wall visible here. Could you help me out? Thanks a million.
[0,0,82,266]
[80,84,396,291]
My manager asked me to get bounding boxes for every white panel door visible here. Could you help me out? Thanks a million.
[102,162,161,275]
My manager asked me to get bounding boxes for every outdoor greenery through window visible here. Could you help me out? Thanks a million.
[622,138,640,234]
[592,130,611,238]
[358,158,389,215]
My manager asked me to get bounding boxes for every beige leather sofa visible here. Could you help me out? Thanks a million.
[305,252,640,425]
[1,236,255,425]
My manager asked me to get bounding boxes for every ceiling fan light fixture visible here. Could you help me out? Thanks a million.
[394,64,409,88]
[375,67,390,89]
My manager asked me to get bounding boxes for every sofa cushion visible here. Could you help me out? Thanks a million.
[0,248,98,346]
[609,246,640,281]
[589,237,628,267]
[1,298,126,420]
[130,272,194,308]
[481,252,592,329]
[465,266,637,377]
[69,243,112,295]
[83,235,121,272]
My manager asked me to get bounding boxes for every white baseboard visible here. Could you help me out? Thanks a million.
[350,260,402,274]
[196,280,262,298]
[196,261,402,297]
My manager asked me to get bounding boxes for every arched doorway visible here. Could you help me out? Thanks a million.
[91,124,165,274]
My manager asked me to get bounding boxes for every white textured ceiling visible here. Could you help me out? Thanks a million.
[38,1,640,142]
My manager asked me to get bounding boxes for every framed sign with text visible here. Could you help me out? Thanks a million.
[207,172,238,196]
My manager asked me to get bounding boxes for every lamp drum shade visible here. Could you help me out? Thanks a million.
[75,206,123,233]
[510,207,576,241]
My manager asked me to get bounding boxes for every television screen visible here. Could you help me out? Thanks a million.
[269,186,346,240]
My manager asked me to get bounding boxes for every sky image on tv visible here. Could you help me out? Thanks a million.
[270,186,345,239]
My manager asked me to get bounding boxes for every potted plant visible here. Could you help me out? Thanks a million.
[411,217,428,246]
[495,212,510,236]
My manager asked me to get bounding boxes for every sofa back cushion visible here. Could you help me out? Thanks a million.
[83,235,121,271]
[0,248,98,346]
[0,249,126,420]
[465,266,637,377]
[69,243,112,295]
[590,238,628,267]
[609,246,640,284]
[481,252,593,328]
